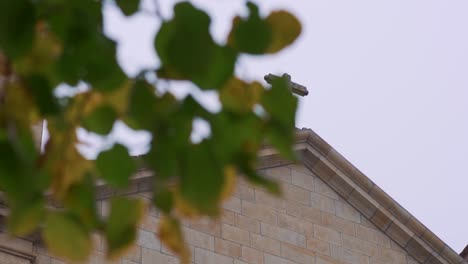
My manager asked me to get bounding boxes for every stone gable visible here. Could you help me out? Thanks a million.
[0,129,464,264]
[1,164,419,264]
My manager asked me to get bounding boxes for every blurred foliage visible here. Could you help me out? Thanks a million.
[0,0,301,262]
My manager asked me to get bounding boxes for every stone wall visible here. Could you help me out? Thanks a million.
[1,164,418,264]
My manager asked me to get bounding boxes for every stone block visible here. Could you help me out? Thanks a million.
[385,221,413,248]
[306,237,331,256]
[251,233,281,255]
[346,189,379,219]
[242,200,277,225]
[278,213,314,236]
[310,193,336,214]
[265,166,292,183]
[237,214,260,233]
[315,179,339,200]
[241,246,264,264]
[281,242,316,264]
[140,215,159,233]
[341,234,379,257]
[215,238,241,258]
[316,254,342,264]
[224,196,242,213]
[235,184,255,202]
[334,201,360,223]
[141,248,179,264]
[355,224,391,248]
[321,212,355,236]
[264,253,296,264]
[404,217,426,237]
[288,163,314,175]
[314,225,341,246]
[190,217,222,237]
[338,247,370,264]
[222,224,250,246]
[368,186,393,210]
[404,237,432,263]
[311,159,336,182]
[370,208,393,231]
[254,189,286,211]
[375,247,407,264]
[222,209,237,225]
[283,184,310,205]
[291,169,315,191]
[326,172,356,199]
[420,229,445,253]
[260,222,306,247]
[194,247,234,264]
[137,229,160,250]
[184,227,215,250]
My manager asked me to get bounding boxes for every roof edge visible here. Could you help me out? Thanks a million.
[299,128,465,264]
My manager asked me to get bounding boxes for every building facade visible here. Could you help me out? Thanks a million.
[0,129,465,264]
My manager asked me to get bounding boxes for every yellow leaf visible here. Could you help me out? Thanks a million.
[45,123,92,199]
[220,77,264,113]
[220,165,237,201]
[8,198,44,236]
[103,79,132,116]
[158,215,190,264]
[13,21,62,76]
[266,11,302,53]
[43,211,92,262]
[106,197,146,260]
[4,80,39,128]
[173,188,201,219]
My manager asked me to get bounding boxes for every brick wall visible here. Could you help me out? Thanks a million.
[2,164,419,264]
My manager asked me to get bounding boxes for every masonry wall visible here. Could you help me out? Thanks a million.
[0,164,419,264]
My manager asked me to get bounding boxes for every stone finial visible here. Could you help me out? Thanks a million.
[264,73,309,97]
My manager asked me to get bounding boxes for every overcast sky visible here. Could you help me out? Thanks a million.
[101,0,468,252]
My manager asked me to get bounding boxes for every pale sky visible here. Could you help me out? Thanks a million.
[100,0,468,252]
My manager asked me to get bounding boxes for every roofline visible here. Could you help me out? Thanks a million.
[294,128,466,264]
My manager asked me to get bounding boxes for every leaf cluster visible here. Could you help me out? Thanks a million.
[0,0,302,262]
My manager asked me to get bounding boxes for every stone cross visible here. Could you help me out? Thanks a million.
[264,73,309,96]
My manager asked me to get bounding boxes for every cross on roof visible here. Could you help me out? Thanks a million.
[264,73,309,97]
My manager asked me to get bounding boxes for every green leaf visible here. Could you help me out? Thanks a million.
[82,104,117,135]
[127,80,156,129]
[64,174,99,230]
[0,0,35,58]
[153,188,174,214]
[262,76,297,127]
[158,216,190,262]
[8,196,44,236]
[155,2,234,89]
[25,74,60,116]
[262,76,298,159]
[96,144,136,188]
[228,2,272,54]
[105,197,145,259]
[242,165,281,195]
[43,212,92,262]
[179,142,223,215]
[116,0,140,16]
[220,78,264,113]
